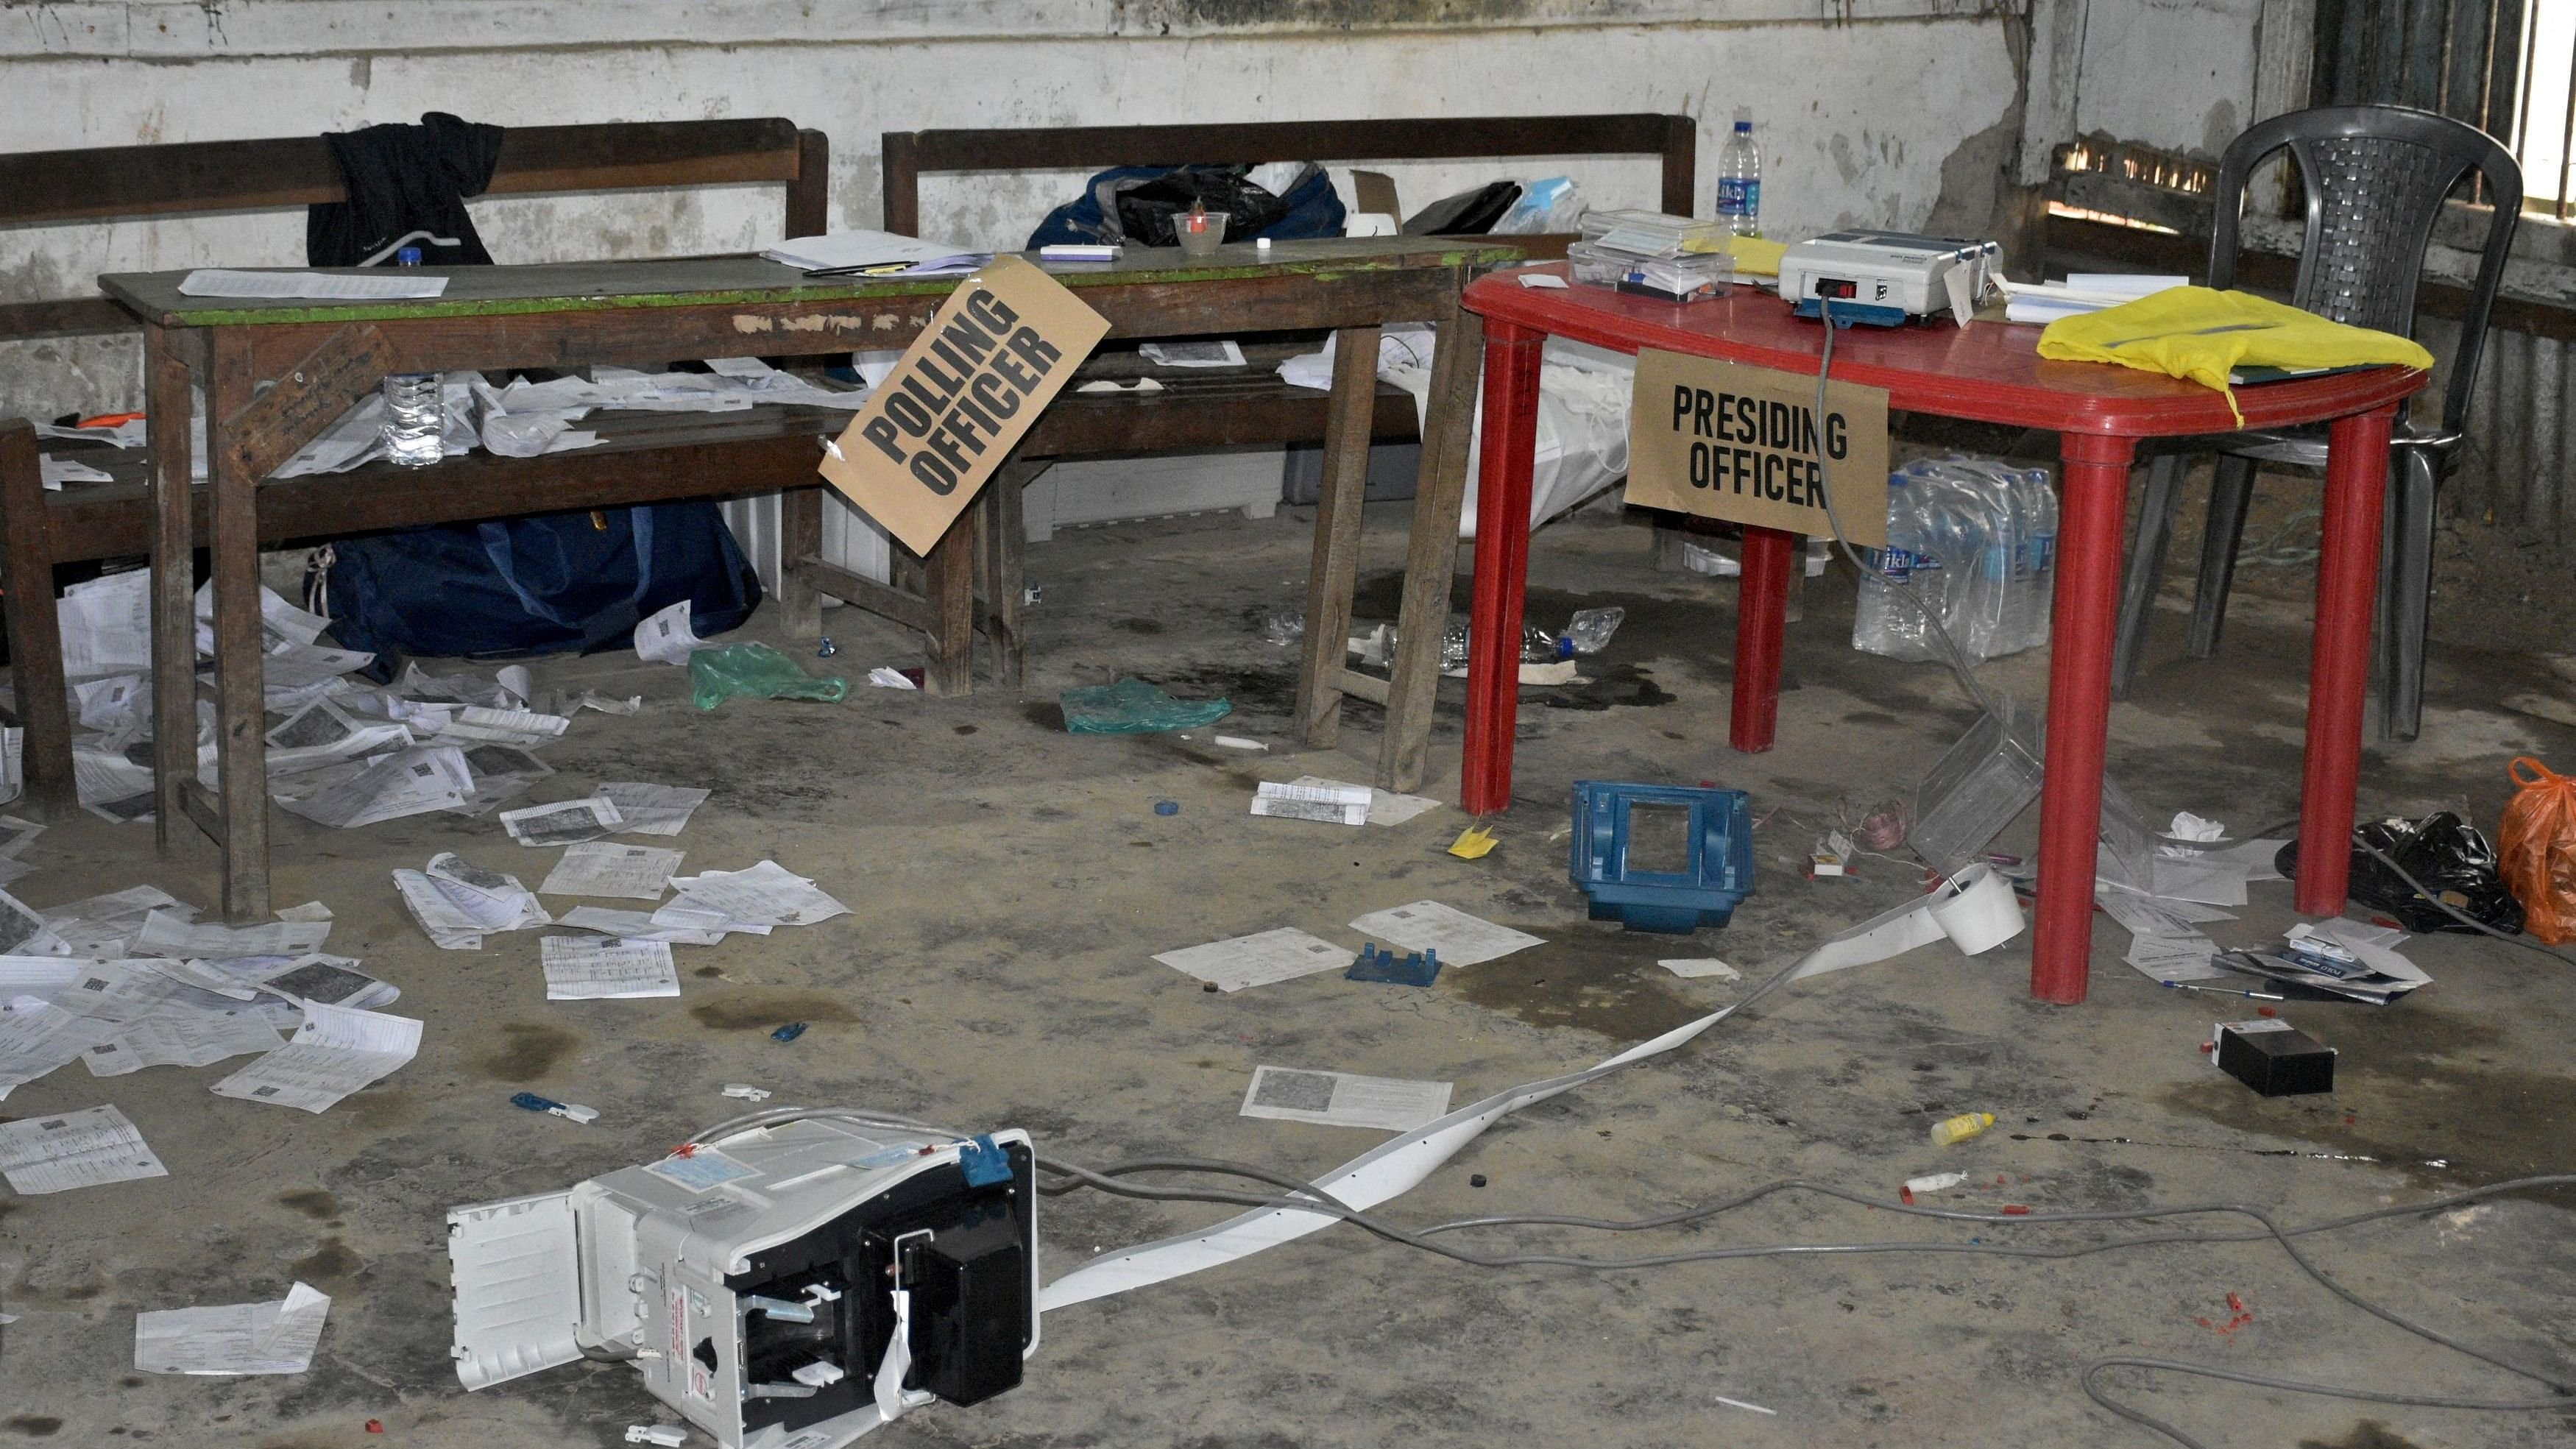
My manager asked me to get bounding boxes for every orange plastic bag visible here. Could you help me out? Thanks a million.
[2499,757,2576,945]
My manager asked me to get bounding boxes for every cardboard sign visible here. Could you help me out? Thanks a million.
[818,255,1110,556]
[1623,349,1890,547]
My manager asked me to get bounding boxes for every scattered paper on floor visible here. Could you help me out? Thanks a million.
[654,861,848,932]
[542,936,680,1000]
[1348,901,1543,966]
[501,798,625,846]
[1240,1066,1452,1131]
[394,854,550,950]
[635,600,705,666]
[135,1283,330,1375]
[1153,927,1348,992]
[1287,775,1442,827]
[1658,958,1740,980]
[277,747,472,829]
[135,910,329,961]
[540,842,684,900]
[211,1002,422,1113]
[1249,780,1369,826]
[0,1105,168,1194]
[557,907,724,946]
[596,782,708,837]
[82,1010,283,1077]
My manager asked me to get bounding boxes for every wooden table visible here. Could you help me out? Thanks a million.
[99,238,1512,920]
[1457,266,2426,1004]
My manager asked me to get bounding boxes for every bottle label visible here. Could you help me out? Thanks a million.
[1716,177,1761,218]
[1862,546,1934,581]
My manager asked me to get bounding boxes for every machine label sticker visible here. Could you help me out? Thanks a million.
[644,1149,758,1194]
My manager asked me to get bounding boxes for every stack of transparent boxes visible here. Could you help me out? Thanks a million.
[1565,210,1735,302]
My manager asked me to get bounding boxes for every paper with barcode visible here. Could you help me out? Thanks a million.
[634,600,706,666]
[1153,927,1348,993]
[135,910,329,961]
[1286,776,1443,827]
[277,746,471,829]
[1249,780,1370,826]
[210,1002,421,1113]
[556,907,724,946]
[0,997,116,1096]
[1240,1066,1453,1131]
[0,1105,168,1194]
[655,860,847,929]
[501,797,625,846]
[82,1009,283,1077]
[541,936,679,1000]
[539,842,683,900]
[1348,901,1543,966]
[598,782,709,836]
[135,1282,330,1375]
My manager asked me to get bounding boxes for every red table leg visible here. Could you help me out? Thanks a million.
[2297,405,2396,915]
[2031,431,2137,1004]
[1730,525,1796,751]
[1459,322,1547,816]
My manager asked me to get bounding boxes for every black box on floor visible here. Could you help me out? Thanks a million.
[2216,1020,2335,1097]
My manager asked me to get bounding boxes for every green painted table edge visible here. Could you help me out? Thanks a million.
[99,241,1527,328]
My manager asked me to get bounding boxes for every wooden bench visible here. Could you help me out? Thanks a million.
[841,113,1698,695]
[0,118,829,817]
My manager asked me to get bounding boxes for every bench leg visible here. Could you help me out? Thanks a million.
[1380,305,1481,793]
[1294,324,1382,751]
[921,506,977,697]
[0,422,74,818]
[148,327,202,855]
[205,332,271,921]
[776,485,824,638]
[980,458,1041,691]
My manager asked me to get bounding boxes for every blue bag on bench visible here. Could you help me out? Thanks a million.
[1028,163,1345,248]
[316,501,762,671]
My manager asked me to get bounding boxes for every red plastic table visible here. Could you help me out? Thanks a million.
[1458,266,2427,1004]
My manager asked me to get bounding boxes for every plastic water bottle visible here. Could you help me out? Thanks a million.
[1717,107,1762,238]
[380,247,442,467]
[1852,472,1940,661]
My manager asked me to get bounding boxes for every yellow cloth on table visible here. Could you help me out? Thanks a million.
[2036,286,2431,424]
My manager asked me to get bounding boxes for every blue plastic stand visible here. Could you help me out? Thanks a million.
[1568,781,1755,933]
[1346,943,1440,986]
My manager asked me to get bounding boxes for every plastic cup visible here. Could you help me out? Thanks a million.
[1174,211,1228,258]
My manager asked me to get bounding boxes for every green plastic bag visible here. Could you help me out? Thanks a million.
[1060,678,1231,734]
[689,642,849,710]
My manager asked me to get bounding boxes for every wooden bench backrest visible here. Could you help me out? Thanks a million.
[0,118,829,341]
[880,113,1696,237]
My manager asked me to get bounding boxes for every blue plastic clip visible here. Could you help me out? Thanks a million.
[957,1133,1012,1188]
[1346,943,1440,987]
[771,1021,807,1043]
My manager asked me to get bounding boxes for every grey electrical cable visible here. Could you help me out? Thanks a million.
[1036,1158,2576,1446]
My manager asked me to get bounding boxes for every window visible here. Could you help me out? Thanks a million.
[2311,0,2566,213]
[2513,0,2576,213]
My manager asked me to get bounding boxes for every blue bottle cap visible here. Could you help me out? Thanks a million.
[1154,800,1180,816]
[395,246,423,266]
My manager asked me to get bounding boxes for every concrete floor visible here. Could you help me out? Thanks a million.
[4,495,2574,1449]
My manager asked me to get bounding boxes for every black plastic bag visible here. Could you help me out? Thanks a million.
[1402,180,1523,236]
[2276,812,2527,935]
[1116,166,1292,248]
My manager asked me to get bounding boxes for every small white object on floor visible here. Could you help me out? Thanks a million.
[274,901,334,923]
[1073,377,1165,394]
[867,666,919,690]
[1904,1170,1968,1194]
[1657,958,1740,980]
[1287,775,1441,827]
[626,1428,689,1447]
[1212,735,1267,751]
[1712,1395,1777,1416]
[2168,810,2226,842]
[721,1083,771,1102]
[134,1281,330,1375]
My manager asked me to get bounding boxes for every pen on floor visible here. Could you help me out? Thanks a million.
[2160,980,2286,1001]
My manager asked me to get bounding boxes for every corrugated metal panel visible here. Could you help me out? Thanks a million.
[2444,316,2576,531]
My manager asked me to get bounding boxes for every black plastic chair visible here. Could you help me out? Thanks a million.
[2109,104,2520,740]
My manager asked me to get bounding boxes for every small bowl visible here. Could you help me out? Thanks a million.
[1173,211,1228,258]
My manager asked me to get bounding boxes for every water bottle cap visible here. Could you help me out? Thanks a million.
[1733,106,1753,130]
[395,247,422,266]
